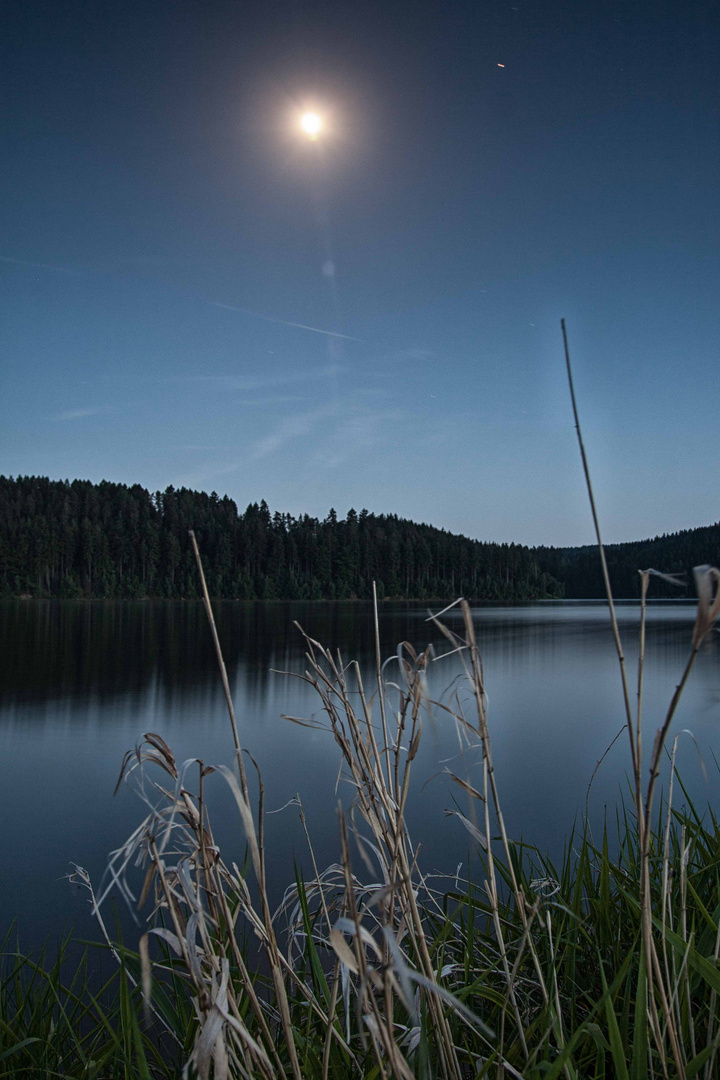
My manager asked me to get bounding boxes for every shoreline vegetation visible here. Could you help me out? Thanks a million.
[1,474,718,602]
[3,571,719,1079]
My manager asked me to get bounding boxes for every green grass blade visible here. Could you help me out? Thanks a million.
[0,1036,41,1064]
[599,956,630,1080]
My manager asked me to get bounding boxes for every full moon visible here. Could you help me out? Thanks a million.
[300,112,322,140]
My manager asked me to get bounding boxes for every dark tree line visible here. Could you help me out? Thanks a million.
[3,476,715,601]
[535,522,720,599]
[0,476,562,600]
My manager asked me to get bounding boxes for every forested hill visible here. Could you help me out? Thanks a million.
[0,476,563,600]
[536,522,720,600]
[2,476,716,601]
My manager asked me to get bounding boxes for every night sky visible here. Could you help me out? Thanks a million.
[2,0,718,546]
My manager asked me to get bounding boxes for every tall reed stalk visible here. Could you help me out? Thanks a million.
[562,318,720,1080]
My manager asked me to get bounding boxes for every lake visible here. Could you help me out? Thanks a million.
[1,598,718,953]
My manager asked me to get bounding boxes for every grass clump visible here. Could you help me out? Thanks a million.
[0,933,182,1078]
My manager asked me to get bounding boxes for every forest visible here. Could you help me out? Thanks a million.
[536,522,720,598]
[0,475,561,600]
[1,475,717,600]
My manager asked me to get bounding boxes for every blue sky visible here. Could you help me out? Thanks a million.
[1,0,718,546]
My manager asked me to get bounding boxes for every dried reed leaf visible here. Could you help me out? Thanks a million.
[185,912,204,984]
[402,967,495,1039]
[424,597,464,621]
[407,720,422,761]
[216,765,263,885]
[221,1009,274,1076]
[281,714,326,729]
[329,928,359,974]
[692,565,720,648]
[187,963,230,1080]
[444,810,487,849]
[211,1036,229,1080]
[640,568,686,588]
[444,770,485,802]
[382,927,418,1021]
[334,917,384,961]
[148,927,183,956]
[139,932,152,1018]
[137,862,156,910]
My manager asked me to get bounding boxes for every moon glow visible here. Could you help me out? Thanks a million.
[300,112,322,139]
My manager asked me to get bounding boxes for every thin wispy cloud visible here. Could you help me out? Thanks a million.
[390,347,436,362]
[313,406,408,469]
[250,396,410,466]
[52,408,100,421]
[162,367,344,393]
[235,394,308,406]
[174,393,413,490]
[175,444,223,451]
[251,404,336,461]
[0,254,81,276]
[102,368,341,394]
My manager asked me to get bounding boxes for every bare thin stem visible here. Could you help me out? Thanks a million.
[189,531,248,793]
[373,580,394,795]
[636,571,649,791]
[644,648,699,830]
[561,321,688,1079]
[561,321,637,777]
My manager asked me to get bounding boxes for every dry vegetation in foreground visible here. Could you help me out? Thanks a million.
[5,557,717,1080]
[3,326,720,1079]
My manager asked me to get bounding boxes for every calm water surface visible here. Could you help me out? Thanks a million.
[1,599,718,951]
